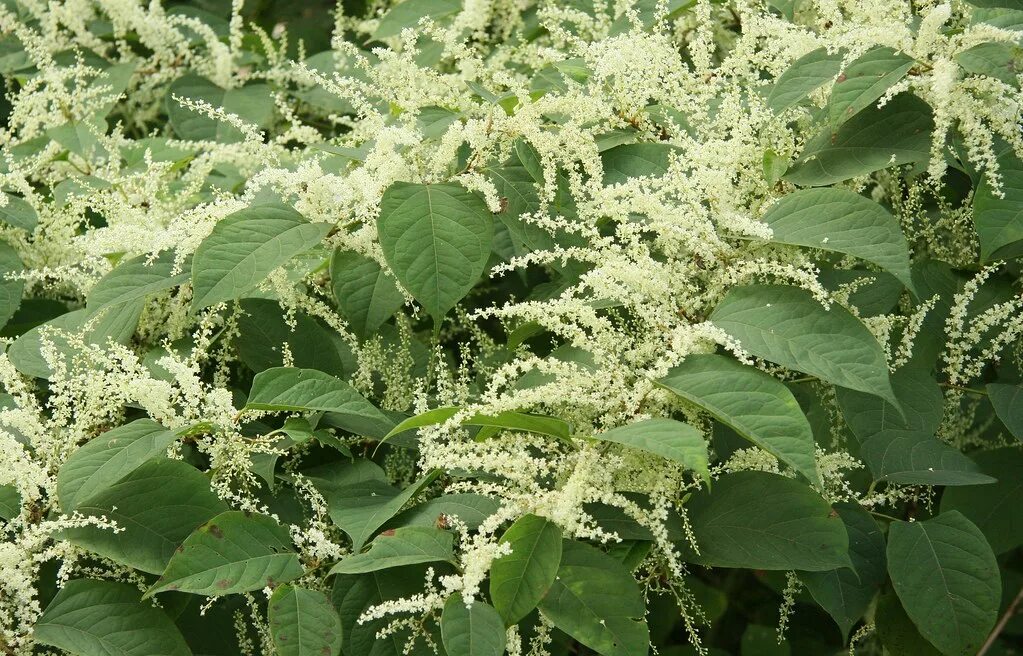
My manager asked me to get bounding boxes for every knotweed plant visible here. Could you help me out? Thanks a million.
[0,0,1021,654]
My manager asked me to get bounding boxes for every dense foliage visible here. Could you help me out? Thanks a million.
[1,0,1022,654]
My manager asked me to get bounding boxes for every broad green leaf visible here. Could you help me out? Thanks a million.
[382,406,459,441]
[382,406,571,443]
[887,511,1000,656]
[710,284,898,407]
[657,354,820,486]
[87,251,189,318]
[679,471,850,571]
[334,566,441,656]
[330,249,405,339]
[989,383,1023,440]
[818,268,900,315]
[56,419,177,511]
[490,514,563,626]
[942,448,1023,553]
[63,458,228,574]
[0,241,24,330]
[167,75,274,142]
[0,193,37,231]
[785,93,933,186]
[857,429,993,486]
[36,579,190,656]
[0,484,19,520]
[828,47,915,126]
[957,42,1023,86]
[268,585,342,656]
[594,418,710,484]
[538,539,649,656]
[329,526,455,574]
[236,299,355,376]
[191,205,332,310]
[374,0,462,38]
[974,149,1023,261]
[601,143,681,185]
[245,367,394,439]
[799,503,886,639]
[327,472,439,552]
[391,493,500,531]
[377,182,492,320]
[146,511,304,597]
[875,591,944,656]
[767,47,844,113]
[836,369,993,486]
[7,303,142,379]
[487,165,555,255]
[760,188,914,292]
[465,411,572,441]
[441,593,506,656]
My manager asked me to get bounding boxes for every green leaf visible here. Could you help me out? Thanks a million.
[441,593,506,656]
[538,539,649,656]
[989,383,1023,440]
[329,526,455,574]
[875,591,944,656]
[799,503,886,639]
[0,241,24,330]
[327,472,439,552]
[391,493,500,531]
[710,284,897,407]
[601,143,681,185]
[268,585,342,656]
[334,566,442,656]
[784,93,934,186]
[56,419,178,511]
[236,299,355,376]
[657,353,820,486]
[594,418,710,484]
[330,249,405,339]
[245,367,394,439]
[957,42,1023,86]
[859,429,993,486]
[974,149,1023,261]
[191,204,331,310]
[87,251,189,318]
[490,514,563,626]
[487,165,555,255]
[382,406,571,444]
[63,458,228,574]
[464,411,572,441]
[679,471,850,571]
[0,193,38,232]
[8,303,142,379]
[167,75,274,142]
[836,368,994,486]
[146,510,304,597]
[36,579,190,656]
[828,47,915,126]
[767,47,844,113]
[0,484,19,520]
[761,188,915,292]
[941,448,1023,554]
[377,182,492,320]
[374,0,462,38]
[887,511,1000,656]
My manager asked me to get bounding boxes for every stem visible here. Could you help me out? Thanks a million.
[940,383,988,396]
[977,585,1023,656]
[867,510,901,523]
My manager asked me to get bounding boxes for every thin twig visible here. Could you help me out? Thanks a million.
[977,584,1023,656]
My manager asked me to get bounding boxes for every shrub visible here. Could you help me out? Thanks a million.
[0,0,1021,654]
